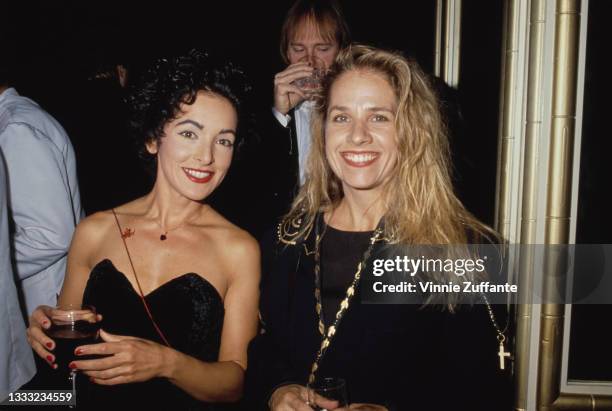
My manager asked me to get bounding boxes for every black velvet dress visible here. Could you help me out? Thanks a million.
[80,259,225,411]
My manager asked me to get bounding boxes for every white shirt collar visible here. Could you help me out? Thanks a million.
[295,99,316,112]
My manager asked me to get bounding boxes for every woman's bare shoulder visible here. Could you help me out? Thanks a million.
[75,199,144,239]
[203,208,259,256]
[75,210,114,237]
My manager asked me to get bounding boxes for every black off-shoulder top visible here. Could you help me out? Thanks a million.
[80,259,225,411]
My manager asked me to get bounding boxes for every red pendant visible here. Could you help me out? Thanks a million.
[160,234,167,241]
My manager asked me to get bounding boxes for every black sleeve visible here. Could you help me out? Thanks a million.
[254,110,298,228]
[241,229,302,410]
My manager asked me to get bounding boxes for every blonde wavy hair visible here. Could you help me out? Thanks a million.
[285,44,493,247]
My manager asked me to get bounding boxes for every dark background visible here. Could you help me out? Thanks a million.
[7,0,609,390]
[1,0,501,229]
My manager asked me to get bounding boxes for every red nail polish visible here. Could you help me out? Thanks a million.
[46,355,53,362]
[46,342,53,349]
[42,320,49,326]
[75,348,82,355]
[69,362,77,369]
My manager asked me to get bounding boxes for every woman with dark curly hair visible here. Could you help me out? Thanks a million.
[25,50,260,409]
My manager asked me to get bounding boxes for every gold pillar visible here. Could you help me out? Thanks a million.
[537,1,581,410]
[495,0,612,408]
[515,0,547,409]
[435,0,443,77]
[553,395,612,410]
[434,0,461,88]
[495,0,521,240]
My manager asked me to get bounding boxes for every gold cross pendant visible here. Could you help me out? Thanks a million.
[498,342,512,370]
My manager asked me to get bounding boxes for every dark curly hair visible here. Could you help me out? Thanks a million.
[125,49,252,173]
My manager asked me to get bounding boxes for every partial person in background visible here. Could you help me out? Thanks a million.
[258,0,351,228]
[76,47,149,214]
[0,73,82,317]
[88,59,129,88]
[0,151,36,402]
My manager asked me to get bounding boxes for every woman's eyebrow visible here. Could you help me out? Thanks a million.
[328,106,394,113]
[367,107,395,113]
[176,119,204,130]
[219,129,236,136]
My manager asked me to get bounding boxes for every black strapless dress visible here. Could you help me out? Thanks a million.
[80,259,225,410]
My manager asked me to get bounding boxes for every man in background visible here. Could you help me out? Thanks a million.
[261,0,351,225]
[0,63,82,317]
[0,151,36,401]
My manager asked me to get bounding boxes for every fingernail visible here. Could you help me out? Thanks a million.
[75,348,83,355]
[46,342,53,349]
[52,363,58,370]
[69,362,77,369]
[42,320,49,327]
[46,355,53,362]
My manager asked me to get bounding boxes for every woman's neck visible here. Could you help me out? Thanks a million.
[142,181,204,229]
[326,190,386,232]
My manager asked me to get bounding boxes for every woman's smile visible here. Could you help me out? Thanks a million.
[340,151,380,167]
[182,167,215,184]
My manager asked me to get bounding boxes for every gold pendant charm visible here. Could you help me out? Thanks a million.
[498,341,511,370]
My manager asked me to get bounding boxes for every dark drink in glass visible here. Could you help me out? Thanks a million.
[308,377,348,411]
[46,320,100,370]
[44,304,100,408]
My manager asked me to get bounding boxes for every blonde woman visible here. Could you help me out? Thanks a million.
[246,45,510,410]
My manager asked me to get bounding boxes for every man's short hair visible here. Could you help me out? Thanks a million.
[279,0,351,64]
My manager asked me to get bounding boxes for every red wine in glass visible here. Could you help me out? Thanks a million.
[46,320,100,370]
[45,305,100,408]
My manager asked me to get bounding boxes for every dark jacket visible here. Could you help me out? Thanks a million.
[234,109,299,239]
[243,216,512,410]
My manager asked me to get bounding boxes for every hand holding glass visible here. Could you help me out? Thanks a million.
[44,304,100,407]
[292,56,328,97]
[308,377,348,410]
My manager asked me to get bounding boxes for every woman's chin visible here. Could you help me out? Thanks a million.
[179,188,215,203]
[341,181,386,193]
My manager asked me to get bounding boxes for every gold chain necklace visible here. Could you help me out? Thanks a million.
[308,216,383,385]
[481,293,512,370]
[307,215,512,381]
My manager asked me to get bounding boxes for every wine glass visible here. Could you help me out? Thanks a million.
[292,55,328,99]
[45,304,100,408]
[307,377,348,411]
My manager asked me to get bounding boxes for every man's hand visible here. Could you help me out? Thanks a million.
[273,62,313,114]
